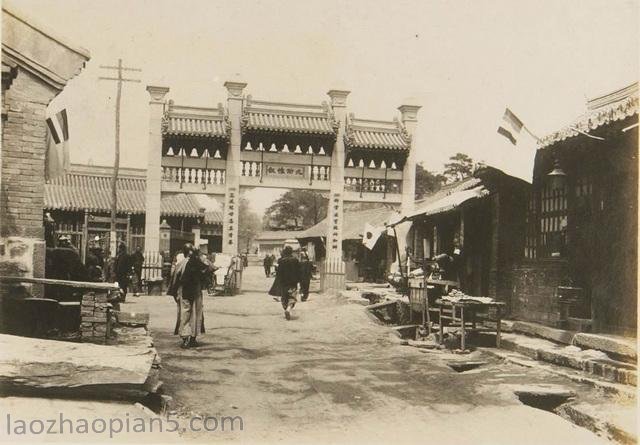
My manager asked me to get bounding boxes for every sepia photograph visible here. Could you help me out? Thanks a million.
[0,0,638,443]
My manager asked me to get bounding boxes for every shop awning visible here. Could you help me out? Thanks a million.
[389,185,489,226]
[297,206,397,241]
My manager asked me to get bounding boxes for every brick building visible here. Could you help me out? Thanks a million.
[511,82,638,335]
[0,3,89,325]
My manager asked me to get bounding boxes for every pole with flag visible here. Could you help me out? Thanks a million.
[495,107,540,183]
[45,109,70,181]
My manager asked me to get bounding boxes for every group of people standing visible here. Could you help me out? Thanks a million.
[267,247,313,320]
[86,242,145,302]
[167,243,214,349]
[44,229,145,305]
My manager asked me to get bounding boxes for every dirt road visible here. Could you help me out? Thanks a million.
[127,266,609,444]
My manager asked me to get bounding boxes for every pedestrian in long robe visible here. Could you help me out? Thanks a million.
[168,243,206,348]
[299,248,312,302]
[268,246,300,320]
[131,246,145,296]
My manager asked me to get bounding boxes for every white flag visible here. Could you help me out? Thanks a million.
[362,223,383,250]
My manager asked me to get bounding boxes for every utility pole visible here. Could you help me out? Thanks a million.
[99,59,141,256]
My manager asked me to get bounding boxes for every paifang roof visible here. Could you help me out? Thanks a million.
[242,97,337,136]
[345,115,411,151]
[44,164,221,222]
[539,82,639,149]
[163,103,229,139]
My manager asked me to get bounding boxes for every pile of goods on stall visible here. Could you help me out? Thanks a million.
[440,289,495,305]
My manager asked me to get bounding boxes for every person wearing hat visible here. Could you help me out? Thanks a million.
[269,245,300,320]
[168,243,207,348]
[298,247,312,302]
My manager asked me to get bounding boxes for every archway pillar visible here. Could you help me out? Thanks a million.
[222,80,247,255]
[144,85,170,254]
[321,89,350,292]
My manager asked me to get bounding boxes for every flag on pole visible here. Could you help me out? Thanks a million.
[45,108,70,181]
[362,223,383,250]
[497,108,524,146]
[491,107,539,183]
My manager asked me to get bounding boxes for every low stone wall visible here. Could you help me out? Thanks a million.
[0,236,44,333]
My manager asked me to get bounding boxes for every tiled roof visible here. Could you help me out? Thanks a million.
[539,82,639,148]
[163,103,228,139]
[242,98,337,135]
[204,210,224,225]
[345,115,410,151]
[44,164,222,222]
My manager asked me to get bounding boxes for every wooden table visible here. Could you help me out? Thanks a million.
[435,298,505,350]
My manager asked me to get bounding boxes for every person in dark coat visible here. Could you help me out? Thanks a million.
[131,246,145,296]
[298,248,313,302]
[114,243,132,302]
[268,246,300,320]
[263,254,273,277]
[45,237,89,301]
[168,243,207,348]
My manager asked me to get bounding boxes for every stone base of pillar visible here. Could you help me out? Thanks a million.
[320,256,346,293]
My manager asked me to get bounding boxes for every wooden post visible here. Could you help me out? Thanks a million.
[383,165,388,200]
[98,59,141,256]
[203,149,209,190]
[81,210,89,263]
[308,149,314,186]
[460,305,466,351]
[496,306,502,348]
[359,160,365,198]
[438,307,444,344]
[126,213,131,248]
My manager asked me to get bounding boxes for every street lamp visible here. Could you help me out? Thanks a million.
[547,158,567,190]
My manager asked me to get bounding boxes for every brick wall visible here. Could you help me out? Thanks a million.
[1,68,57,238]
[0,67,59,330]
[511,260,569,327]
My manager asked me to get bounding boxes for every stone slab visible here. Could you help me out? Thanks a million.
[0,333,156,398]
[573,333,637,361]
[511,321,575,345]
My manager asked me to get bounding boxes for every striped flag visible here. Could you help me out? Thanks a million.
[45,109,70,181]
[497,108,524,146]
[489,107,538,183]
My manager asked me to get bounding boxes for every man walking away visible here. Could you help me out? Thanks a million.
[272,246,300,320]
[299,247,312,302]
[263,254,273,277]
[131,246,145,296]
[168,243,207,348]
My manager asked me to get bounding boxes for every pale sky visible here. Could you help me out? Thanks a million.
[11,0,639,214]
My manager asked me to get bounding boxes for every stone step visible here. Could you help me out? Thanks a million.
[557,402,637,445]
[573,333,637,363]
[505,320,637,363]
[496,333,636,386]
[481,347,636,401]
[391,324,421,339]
